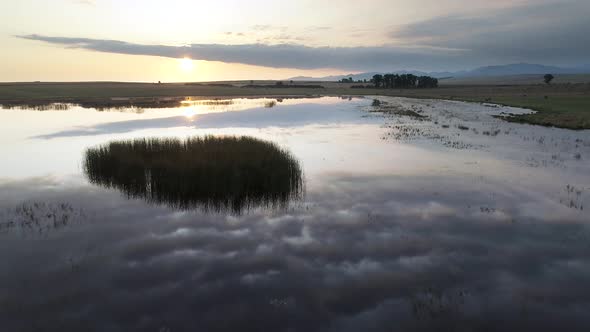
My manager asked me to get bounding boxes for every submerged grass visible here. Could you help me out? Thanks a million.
[369,84,590,130]
[84,136,304,214]
[370,100,428,119]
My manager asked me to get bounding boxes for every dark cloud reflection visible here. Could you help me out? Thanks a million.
[1,174,589,331]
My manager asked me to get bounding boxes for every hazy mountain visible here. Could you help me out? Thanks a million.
[289,63,590,81]
[467,63,576,76]
[289,72,380,82]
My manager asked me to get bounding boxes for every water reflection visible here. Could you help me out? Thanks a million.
[1,103,72,111]
[83,136,304,214]
[32,98,373,139]
[1,175,589,331]
[1,96,589,331]
[0,96,320,113]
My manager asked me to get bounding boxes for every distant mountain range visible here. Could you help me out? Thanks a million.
[289,63,590,81]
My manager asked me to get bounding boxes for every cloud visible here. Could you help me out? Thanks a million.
[390,0,590,65]
[306,26,332,32]
[73,0,95,5]
[17,34,466,71]
[251,25,288,32]
[16,0,590,71]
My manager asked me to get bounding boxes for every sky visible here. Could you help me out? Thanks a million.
[1,0,589,82]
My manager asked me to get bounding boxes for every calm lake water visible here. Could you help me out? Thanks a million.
[1,96,589,331]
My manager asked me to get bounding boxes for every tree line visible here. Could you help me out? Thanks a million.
[371,74,438,89]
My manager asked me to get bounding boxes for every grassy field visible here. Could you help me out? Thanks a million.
[0,82,333,100]
[1,81,589,129]
[440,74,590,86]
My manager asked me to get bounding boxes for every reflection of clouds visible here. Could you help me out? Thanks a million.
[33,100,374,139]
[1,175,590,331]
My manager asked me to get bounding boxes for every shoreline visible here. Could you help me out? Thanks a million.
[1,82,589,130]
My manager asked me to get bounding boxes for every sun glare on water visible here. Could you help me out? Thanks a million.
[180,57,194,71]
[183,107,197,118]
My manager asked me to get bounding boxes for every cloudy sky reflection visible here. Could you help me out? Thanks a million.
[0,97,589,331]
[0,172,589,331]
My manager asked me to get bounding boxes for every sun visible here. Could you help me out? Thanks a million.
[179,57,194,72]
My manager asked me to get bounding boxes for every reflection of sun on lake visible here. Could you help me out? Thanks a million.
[183,107,197,118]
[178,98,286,118]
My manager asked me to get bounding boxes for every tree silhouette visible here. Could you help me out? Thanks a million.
[544,74,554,84]
[372,74,384,88]
[370,73,438,89]
[417,76,439,88]
[383,74,395,88]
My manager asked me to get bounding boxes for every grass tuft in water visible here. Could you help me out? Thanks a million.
[83,136,304,214]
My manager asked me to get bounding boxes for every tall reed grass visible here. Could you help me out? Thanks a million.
[84,136,304,214]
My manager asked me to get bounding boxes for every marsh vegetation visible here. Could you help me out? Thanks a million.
[83,136,304,214]
[0,202,86,235]
[370,99,428,119]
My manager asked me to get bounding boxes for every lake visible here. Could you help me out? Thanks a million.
[1,96,589,331]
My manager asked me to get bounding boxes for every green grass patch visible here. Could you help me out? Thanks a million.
[479,95,590,130]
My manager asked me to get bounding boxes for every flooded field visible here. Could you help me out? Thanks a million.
[1,96,589,331]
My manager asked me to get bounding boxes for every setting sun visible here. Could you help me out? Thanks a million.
[180,57,194,72]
